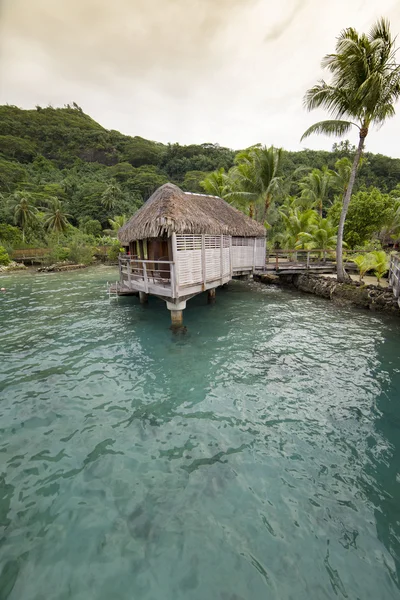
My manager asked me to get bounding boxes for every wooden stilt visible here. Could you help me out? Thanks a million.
[139,292,148,304]
[208,288,216,303]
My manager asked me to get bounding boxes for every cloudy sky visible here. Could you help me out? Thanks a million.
[1,0,400,155]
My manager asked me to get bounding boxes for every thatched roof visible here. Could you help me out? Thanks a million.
[118,183,265,243]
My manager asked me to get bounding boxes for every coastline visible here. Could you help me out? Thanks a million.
[255,272,400,315]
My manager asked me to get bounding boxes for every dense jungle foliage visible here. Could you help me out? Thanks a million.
[0,103,399,264]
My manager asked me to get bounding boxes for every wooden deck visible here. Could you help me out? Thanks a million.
[257,249,357,275]
[116,254,232,300]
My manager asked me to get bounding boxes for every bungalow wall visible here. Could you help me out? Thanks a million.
[231,237,266,271]
[175,234,231,289]
[119,234,266,300]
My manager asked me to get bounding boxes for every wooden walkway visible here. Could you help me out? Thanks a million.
[257,249,355,275]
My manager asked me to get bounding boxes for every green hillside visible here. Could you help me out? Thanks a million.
[1,103,400,257]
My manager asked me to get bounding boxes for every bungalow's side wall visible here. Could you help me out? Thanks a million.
[231,237,266,271]
[175,234,231,291]
[255,237,266,269]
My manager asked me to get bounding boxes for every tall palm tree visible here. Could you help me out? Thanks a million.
[10,191,38,242]
[43,197,71,243]
[299,166,335,217]
[101,181,123,212]
[301,18,400,281]
[229,145,283,222]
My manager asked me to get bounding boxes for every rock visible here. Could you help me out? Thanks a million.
[0,261,27,272]
[258,273,279,284]
[38,263,87,272]
[258,273,400,316]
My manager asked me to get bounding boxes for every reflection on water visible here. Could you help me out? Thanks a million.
[0,266,400,599]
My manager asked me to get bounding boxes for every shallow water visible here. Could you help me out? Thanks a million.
[1,266,400,600]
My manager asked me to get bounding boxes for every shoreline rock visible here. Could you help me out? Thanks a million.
[0,261,27,273]
[37,263,87,273]
[255,273,400,315]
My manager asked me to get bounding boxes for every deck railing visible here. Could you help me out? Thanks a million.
[119,255,176,297]
[264,249,361,270]
[389,253,400,304]
[11,248,50,262]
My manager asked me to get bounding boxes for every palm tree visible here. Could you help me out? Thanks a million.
[200,168,232,199]
[229,145,283,222]
[104,215,128,237]
[42,197,71,243]
[298,217,339,260]
[275,208,317,249]
[352,253,375,282]
[370,250,389,284]
[101,181,123,212]
[299,166,335,217]
[301,18,400,282]
[10,191,38,242]
[379,199,400,247]
[332,157,352,198]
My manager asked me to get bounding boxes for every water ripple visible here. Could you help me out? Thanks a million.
[0,268,400,599]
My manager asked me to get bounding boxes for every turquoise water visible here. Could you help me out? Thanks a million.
[1,266,400,600]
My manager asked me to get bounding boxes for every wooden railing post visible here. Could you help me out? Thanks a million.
[220,234,224,279]
[170,263,176,298]
[306,251,310,269]
[143,262,149,293]
[275,251,279,271]
[127,258,131,288]
[202,235,206,286]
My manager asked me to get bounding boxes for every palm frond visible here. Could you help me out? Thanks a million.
[301,120,357,141]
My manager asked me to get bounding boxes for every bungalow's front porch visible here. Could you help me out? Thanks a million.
[118,255,176,298]
[117,251,232,302]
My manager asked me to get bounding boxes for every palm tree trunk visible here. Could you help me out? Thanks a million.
[336,130,367,282]
[263,193,272,222]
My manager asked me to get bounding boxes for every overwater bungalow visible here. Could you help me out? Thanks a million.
[117,183,266,325]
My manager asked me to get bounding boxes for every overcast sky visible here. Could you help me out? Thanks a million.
[1,0,400,155]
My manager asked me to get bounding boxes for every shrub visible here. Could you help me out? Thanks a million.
[0,224,22,249]
[0,246,11,265]
[81,219,102,237]
[107,242,123,261]
[69,242,94,265]
[46,246,71,265]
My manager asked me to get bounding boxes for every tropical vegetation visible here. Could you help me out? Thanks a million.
[301,18,400,281]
